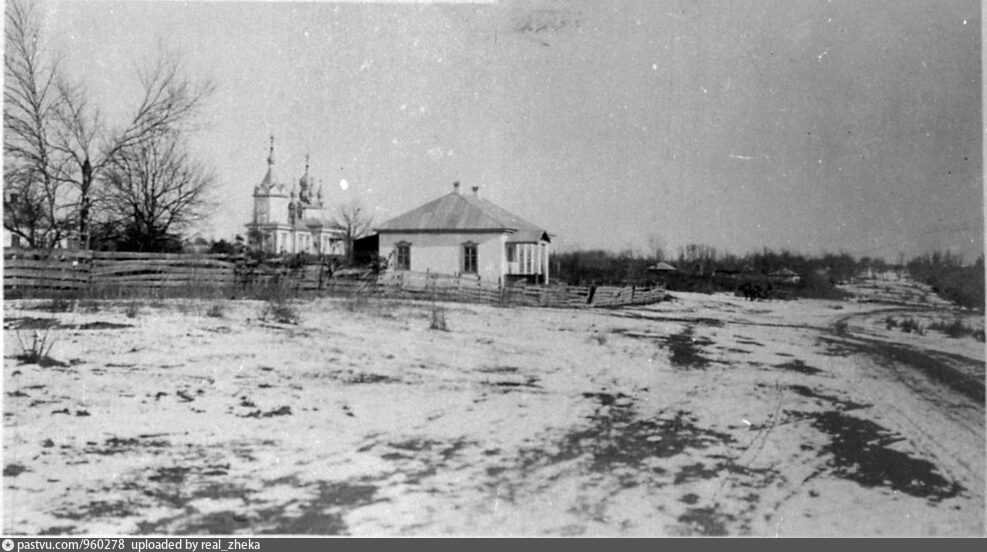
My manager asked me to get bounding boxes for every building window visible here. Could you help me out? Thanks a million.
[462,242,478,274]
[396,242,411,270]
[506,243,516,263]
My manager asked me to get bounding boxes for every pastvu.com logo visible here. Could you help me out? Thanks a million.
[2,538,14,551]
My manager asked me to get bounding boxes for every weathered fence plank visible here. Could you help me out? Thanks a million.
[4,249,666,307]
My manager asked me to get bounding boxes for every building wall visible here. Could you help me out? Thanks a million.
[253,193,290,225]
[269,195,290,224]
[247,223,341,256]
[301,205,324,220]
[251,185,344,256]
[254,197,270,224]
[379,231,508,283]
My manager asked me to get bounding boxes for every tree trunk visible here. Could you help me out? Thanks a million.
[79,157,93,249]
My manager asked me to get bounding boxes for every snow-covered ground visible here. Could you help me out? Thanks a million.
[3,278,984,536]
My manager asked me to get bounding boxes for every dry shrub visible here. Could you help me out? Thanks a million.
[125,302,142,318]
[262,301,300,325]
[928,318,983,340]
[900,317,924,335]
[174,301,197,316]
[341,294,403,319]
[40,298,75,312]
[343,293,370,313]
[77,299,101,313]
[205,303,226,318]
[250,279,297,304]
[430,304,449,331]
[14,329,65,367]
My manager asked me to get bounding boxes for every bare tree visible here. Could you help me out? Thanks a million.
[645,232,667,263]
[3,0,73,248]
[52,52,216,248]
[97,132,215,252]
[3,0,216,250]
[329,199,374,263]
[678,243,717,275]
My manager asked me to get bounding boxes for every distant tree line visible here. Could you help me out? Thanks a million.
[554,244,983,309]
[556,245,861,285]
[907,252,984,311]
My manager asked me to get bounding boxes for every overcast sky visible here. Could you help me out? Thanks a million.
[34,0,983,261]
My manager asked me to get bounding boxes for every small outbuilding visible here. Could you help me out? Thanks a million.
[646,261,678,273]
[646,261,678,286]
[768,268,801,285]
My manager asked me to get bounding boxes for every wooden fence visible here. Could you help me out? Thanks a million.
[3,249,236,292]
[3,248,666,308]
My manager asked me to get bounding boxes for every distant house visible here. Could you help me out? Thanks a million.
[646,261,678,273]
[375,182,552,284]
[768,268,801,285]
[183,236,211,254]
[3,228,21,249]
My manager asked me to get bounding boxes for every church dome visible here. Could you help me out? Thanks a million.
[298,154,313,203]
[298,155,312,190]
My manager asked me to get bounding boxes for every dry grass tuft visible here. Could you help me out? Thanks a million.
[14,328,65,367]
[124,302,142,318]
[430,304,449,331]
[262,301,300,325]
[928,318,985,341]
[899,317,925,336]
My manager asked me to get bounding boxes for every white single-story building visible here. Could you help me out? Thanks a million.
[375,182,552,284]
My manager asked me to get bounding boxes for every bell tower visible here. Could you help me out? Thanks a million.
[252,135,289,225]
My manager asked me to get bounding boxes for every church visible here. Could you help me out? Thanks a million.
[245,137,344,256]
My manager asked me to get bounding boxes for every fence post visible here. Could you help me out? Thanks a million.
[85,250,95,295]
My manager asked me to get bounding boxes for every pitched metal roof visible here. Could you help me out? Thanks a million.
[376,190,550,242]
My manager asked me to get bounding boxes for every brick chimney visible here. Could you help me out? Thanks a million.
[452,181,461,194]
